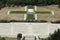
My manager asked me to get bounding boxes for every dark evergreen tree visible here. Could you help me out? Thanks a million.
[58,0,60,8]
[48,29,60,40]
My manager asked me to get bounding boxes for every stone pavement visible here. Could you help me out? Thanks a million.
[0,23,60,38]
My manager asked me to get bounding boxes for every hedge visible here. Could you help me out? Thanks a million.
[35,11,51,14]
[10,11,27,14]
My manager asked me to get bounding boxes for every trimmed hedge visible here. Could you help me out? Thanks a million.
[10,11,27,14]
[35,11,51,14]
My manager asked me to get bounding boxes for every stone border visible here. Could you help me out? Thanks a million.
[34,5,36,20]
[7,11,10,15]
[24,14,27,20]
[51,11,54,15]
[35,6,37,11]
[35,14,37,20]
[25,6,27,11]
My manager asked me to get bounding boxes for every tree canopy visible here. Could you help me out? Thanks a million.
[0,0,60,9]
[48,29,60,40]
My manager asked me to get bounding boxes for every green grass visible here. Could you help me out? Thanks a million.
[10,11,27,14]
[5,37,17,40]
[0,37,17,40]
[26,14,35,21]
[35,11,51,14]
[27,5,34,9]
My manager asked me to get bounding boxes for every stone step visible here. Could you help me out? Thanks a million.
[25,36,34,40]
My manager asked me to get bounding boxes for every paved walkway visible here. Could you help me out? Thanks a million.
[0,23,60,38]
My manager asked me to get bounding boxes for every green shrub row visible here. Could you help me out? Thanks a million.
[35,11,51,14]
[10,11,27,14]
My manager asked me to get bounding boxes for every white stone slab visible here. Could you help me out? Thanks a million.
[0,23,60,38]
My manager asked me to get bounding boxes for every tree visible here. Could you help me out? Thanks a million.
[0,0,59,7]
[58,0,60,8]
[48,29,60,40]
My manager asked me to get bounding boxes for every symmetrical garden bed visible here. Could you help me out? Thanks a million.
[9,6,52,22]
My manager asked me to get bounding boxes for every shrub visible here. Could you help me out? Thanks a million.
[2,37,5,40]
[40,20,48,23]
[22,36,25,40]
[51,20,60,24]
[0,20,10,23]
[0,37,5,40]
[34,36,37,40]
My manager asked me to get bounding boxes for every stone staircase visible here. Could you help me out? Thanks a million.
[24,35,41,40]
[25,36,35,40]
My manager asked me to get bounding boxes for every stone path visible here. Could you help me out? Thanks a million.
[0,23,60,38]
